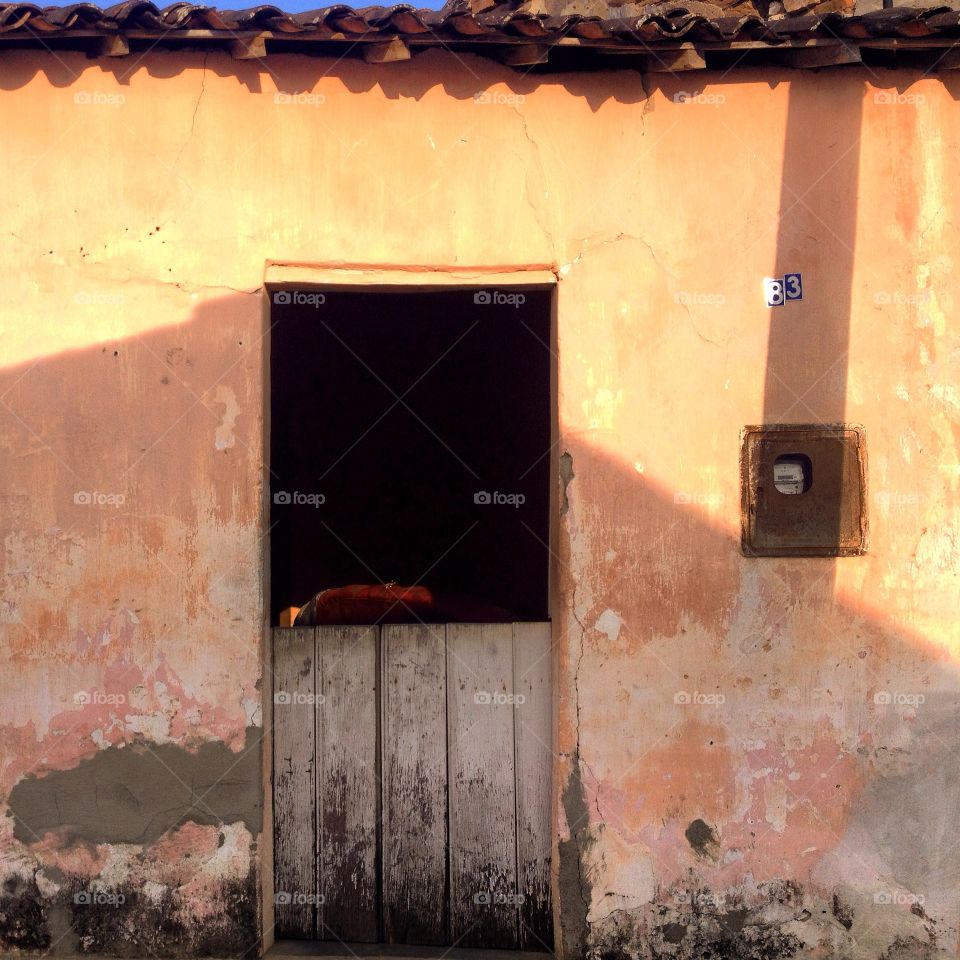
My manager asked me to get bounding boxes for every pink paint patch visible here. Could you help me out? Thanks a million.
[74,610,140,659]
[0,655,250,793]
[31,835,112,876]
[151,822,222,863]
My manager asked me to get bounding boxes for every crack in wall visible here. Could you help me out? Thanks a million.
[513,103,558,256]
[567,231,728,349]
[173,52,209,171]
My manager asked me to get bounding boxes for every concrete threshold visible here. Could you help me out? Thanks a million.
[268,942,554,960]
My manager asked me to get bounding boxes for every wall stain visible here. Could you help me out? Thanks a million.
[62,866,259,956]
[881,935,942,960]
[559,758,592,957]
[0,875,50,950]
[684,818,719,860]
[560,451,575,517]
[832,892,854,930]
[587,881,807,960]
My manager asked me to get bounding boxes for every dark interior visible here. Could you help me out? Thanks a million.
[269,286,553,624]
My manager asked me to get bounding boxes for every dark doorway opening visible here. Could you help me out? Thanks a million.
[269,285,553,625]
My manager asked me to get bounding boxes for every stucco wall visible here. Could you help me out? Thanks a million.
[1,46,958,958]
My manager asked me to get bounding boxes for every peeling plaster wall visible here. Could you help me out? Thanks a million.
[1,48,959,958]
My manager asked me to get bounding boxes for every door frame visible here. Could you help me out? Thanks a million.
[259,262,560,954]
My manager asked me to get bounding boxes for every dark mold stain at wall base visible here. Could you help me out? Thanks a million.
[832,892,854,930]
[0,868,261,958]
[8,729,263,845]
[63,867,260,957]
[583,876,950,960]
[589,900,805,960]
[586,880,816,960]
[0,876,51,951]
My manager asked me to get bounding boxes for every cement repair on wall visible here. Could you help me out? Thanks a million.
[1,46,959,959]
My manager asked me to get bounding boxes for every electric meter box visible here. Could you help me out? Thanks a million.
[773,458,807,495]
[740,424,867,557]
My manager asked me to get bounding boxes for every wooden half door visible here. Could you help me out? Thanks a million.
[272,622,553,951]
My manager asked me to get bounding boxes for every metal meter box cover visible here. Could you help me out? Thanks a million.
[740,424,868,557]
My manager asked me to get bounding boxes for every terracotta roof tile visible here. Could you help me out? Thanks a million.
[0,0,959,59]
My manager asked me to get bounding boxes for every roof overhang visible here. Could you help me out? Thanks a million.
[2,0,960,72]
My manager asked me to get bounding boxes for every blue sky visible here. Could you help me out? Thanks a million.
[40,0,449,8]
[280,0,447,8]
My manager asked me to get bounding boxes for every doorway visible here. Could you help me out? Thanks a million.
[268,281,555,952]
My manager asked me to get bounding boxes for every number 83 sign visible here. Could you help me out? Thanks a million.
[764,273,803,307]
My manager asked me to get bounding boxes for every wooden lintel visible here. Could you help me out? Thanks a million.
[89,34,129,57]
[643,47,706,72]
[362,37,411,63]
[229,34,267,60]
[702,38,843,51]
[783,42,861,67]
[860,38,960,51]
[500,43,550,66]
[15,29,960,67]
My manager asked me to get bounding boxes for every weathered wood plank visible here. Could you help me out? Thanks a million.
[362,37,411,62]
[514,622,553,951]
[780,42,860,67]
[93,34,130,57]
[501,43,550,65]
[381,623,449,945]
[272,627,317,939]
[229,33,267,59]
[642,46,706,71]
[447,623,519,949]
[317,625,379,942]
